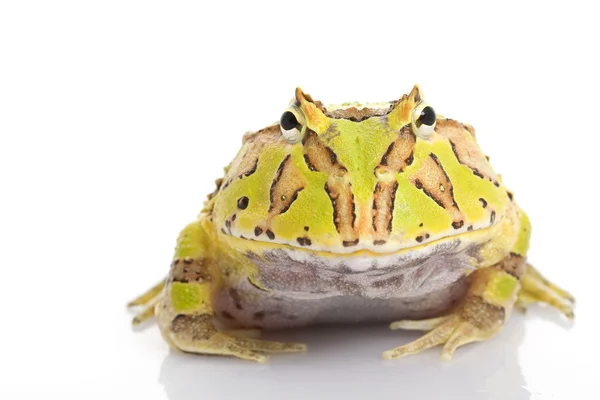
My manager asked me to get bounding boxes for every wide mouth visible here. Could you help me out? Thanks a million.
[239,222,496,260]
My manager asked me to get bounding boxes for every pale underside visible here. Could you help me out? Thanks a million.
[214,238,476,330]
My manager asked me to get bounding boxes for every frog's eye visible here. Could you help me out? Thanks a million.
[280,108,306,144]
[411,102,436,139]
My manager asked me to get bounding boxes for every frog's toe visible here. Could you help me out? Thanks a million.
[383,317,458,360]
[518,264,575,319]
[389,315,451,331]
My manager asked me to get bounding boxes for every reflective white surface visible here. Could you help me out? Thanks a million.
[1,1,599,399]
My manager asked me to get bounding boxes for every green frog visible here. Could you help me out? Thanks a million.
[128,86,574,362]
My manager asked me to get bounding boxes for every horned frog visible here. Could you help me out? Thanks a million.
[128,86,574,362]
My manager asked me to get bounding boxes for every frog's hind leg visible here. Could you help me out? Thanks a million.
[516,264,575,318]
[157,221,307,363]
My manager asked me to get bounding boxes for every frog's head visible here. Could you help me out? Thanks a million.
[212,86,513,254]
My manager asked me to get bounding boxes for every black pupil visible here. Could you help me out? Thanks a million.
[280,111,299,131]
[237,196,249,209]
[418,106,436,126]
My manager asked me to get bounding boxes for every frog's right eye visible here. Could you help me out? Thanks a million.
[280,108,306,144]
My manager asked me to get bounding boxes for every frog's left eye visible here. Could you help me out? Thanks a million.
[280,107,306,144]
[411,102,437,139]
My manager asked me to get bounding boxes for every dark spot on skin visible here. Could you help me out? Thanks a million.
[266,229,275,240]
[479,198,488,208]
[303,154,317,171]
[493,180,500,187]
[231,214,236,221]
[279,188,303,214]
[326,147,338,164]
[373,240,386,245]
[419,222,424,227]
[449,141,459,160]
[380,142,395,166]
[237,196,249,209]
[221,228,227,234]
[343,239,359,247]
[490,210,496,224]
[416,236,424,243]
[270,155,291,209]
[425,233,430,239]
[225,220,231,228]
[254,227,263,236]
[414,178,423,189]
[244,160,258,177]
[467,225,474,231]
[507,191,514,201]
[183,257,193,264]
[304,226,309,231]
[221,311,235,320]
[296,237,312,246]
[452,220,464,229]
[253,311,265,321]
[239,235,246,239]
[472,169,484,179]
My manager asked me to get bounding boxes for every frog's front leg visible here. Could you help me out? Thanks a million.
[383,266,519,360]
[154,222,306,363]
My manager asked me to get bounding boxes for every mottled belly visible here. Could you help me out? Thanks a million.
[214,239,475,330]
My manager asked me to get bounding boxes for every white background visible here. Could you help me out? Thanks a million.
[1,1,599,399]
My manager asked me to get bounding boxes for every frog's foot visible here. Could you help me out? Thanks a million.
[384,267,518,361]
[127,279,165,325]
[384,297,504,360]
[516,264,575,319]
[166,314,306,363]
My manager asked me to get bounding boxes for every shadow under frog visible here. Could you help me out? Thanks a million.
[158,313,534,400]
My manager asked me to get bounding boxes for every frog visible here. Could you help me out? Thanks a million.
[128,86,574,362]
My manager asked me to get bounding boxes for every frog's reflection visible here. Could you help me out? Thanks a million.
[159,314,529,400]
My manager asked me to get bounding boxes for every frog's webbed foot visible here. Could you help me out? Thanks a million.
[166,314,306,363]
[516,264,575,319]
[384,267,518,361]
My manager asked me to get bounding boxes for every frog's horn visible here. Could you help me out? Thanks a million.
[387,85,424,130]
[293,87,328,132]
[407,84,424,104]
[294,87,321,107]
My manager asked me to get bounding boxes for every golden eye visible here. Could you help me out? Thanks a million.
[279,107,306,144]
[411,102,436,139]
